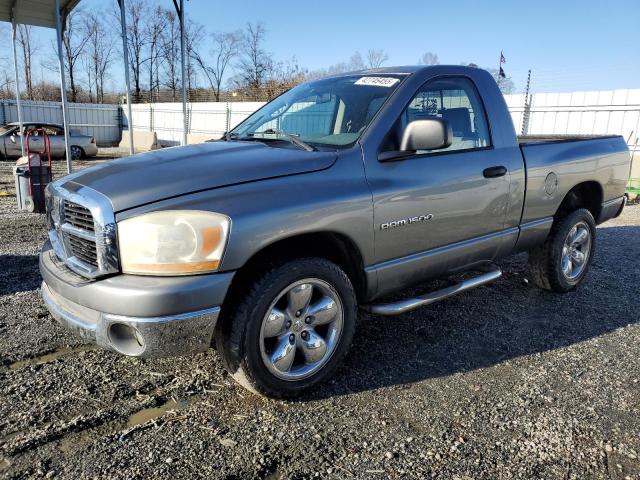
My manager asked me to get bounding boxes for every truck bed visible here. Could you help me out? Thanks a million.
[517,134,630,226]
[518,134,622,145]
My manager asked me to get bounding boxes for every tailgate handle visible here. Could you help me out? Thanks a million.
[483,166,507,178]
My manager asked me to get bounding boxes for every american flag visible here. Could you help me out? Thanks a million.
[500,51,506,64]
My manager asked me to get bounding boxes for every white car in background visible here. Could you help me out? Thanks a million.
[0,122,98,160]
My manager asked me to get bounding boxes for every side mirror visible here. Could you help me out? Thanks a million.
[401,118,452,152]
[378,118,452,162]
[9,135,16,143]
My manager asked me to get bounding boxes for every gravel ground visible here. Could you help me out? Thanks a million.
[0,159,639,479]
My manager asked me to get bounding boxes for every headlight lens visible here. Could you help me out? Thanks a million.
[117,210,230,275]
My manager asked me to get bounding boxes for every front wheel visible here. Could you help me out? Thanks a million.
[528,208,596,292]
[216,258,357,398]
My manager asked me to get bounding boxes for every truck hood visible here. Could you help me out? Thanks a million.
[62,141,337,212]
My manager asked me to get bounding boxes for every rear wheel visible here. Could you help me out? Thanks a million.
[216,258,357,398]
[70,146,83,160]
[528,208,596,292]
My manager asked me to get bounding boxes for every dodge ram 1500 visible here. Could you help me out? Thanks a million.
[40,66,631,397]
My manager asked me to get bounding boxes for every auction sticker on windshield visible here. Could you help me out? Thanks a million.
[354,77,400,87]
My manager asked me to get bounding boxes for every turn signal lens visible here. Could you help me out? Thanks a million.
[117,210,230,275]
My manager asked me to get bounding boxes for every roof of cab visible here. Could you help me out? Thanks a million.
[324,65,479,79]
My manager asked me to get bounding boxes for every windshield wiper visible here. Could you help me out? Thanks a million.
[228,128,316,152]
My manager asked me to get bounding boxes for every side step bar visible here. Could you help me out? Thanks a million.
[363,266,502,316]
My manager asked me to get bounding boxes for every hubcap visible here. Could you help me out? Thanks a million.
[259,278,344,381]
[561,221,592,281]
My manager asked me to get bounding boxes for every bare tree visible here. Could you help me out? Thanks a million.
[60,10,91,102]
[273,56,306,85]
[16,25,36,99]
[305,51,366,80]
[192,30,242,101]
[160,9,181,100]
[486,68,515,94]
[366,49,388,69]
[258,56,306,99]
[235,22,273,90]
[145,6,167,99]
[82,48,95,102]
[419,51,439,65]
[0,71,13,99]
[184,20,205,93]
[349,52,365,70]
[84,13,115,103]
[122,0,148,99]
[0,25,14,99]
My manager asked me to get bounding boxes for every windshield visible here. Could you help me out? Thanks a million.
[230,74,405,149]
[0,124,16,135]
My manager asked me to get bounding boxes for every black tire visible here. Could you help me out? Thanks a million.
[216,257,357,398]
[70,146,84,160]
[528,208,596,292]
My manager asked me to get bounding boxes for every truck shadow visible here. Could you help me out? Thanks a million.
[0,255,41,296]
[307,224,640,400]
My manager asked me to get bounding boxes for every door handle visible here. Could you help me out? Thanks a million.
[483,166,507,178]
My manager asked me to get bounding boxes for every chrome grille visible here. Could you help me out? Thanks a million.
[67,235,98,267]
[64,201,95,232]
[46,182,119,279]
[62,200,98,268]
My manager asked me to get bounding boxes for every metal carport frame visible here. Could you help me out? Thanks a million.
[1,0,190,173]
[0,0,81,173]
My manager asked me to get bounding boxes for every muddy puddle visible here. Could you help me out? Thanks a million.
[125,397,191,429]
[8,345,96,370]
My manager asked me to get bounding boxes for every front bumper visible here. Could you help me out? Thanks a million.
[39,240,234,357]
[42,281,220,356]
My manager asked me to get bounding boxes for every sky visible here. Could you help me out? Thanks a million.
[6,0,640,94]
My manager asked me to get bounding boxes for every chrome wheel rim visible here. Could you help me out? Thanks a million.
[259,278,344,381]
[561,221,591,281]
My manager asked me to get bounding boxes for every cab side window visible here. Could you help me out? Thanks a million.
[43,126,63,136]
[399,77,491,154]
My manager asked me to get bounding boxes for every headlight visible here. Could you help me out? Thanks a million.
[117,210,230,275]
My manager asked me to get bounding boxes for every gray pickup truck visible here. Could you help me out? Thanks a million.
[40,66,630,397]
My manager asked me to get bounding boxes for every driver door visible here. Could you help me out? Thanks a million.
[368,76,512,288]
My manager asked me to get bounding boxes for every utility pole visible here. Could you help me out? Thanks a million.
[521,69,532,135]
[172,0,187,146]
[54,0,72,172]
[10,6,25,157]
[117,0,135,156]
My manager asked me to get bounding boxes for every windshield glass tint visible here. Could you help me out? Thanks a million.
[231,75,405,148]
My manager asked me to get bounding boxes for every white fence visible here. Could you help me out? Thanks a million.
[0,99,121,146]
[3,89,639,151]
[127,102,264,146]
[124,89,640,149]
[505,89,640,147]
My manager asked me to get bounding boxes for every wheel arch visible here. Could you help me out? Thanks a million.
[222,231,368,314]
[555,180,603,222]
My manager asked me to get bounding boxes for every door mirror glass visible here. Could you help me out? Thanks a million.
[400,118,452,152]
